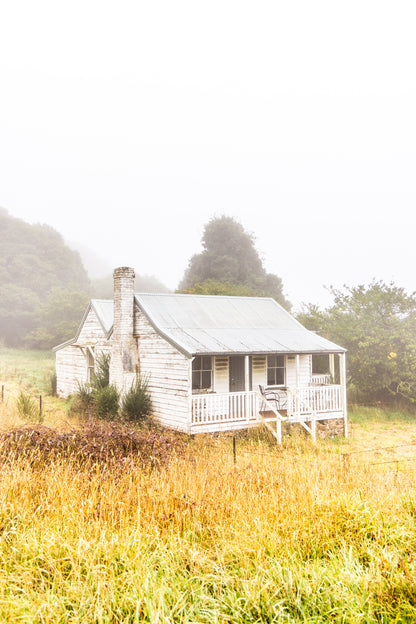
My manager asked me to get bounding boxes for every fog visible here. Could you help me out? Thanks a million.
[1,0,415,308]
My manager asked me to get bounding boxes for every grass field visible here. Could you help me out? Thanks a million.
[2,349,416,622]
[0,347,55,395]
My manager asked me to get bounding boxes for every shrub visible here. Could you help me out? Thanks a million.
[70,354,113,418]
[91,352,110,390]
[93,384,120,420]
[70,378,119,421]
[70,381,94,416]
[16,391,41,422]
[121,376,152,422]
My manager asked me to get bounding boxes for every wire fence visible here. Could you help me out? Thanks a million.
[341,443,416,481]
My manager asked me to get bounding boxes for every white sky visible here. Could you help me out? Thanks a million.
[0,0,415,310]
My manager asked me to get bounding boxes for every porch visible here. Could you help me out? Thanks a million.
[190,383,347,442]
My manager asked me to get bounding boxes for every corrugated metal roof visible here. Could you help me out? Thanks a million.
[91,299,113,336]
[53,299,114,351]
[54,293,345,355]
[134,293,345,356]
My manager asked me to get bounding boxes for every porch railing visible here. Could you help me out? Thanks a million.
[192,391,258,426]
[191,385,344,427]
[287,385,342,418]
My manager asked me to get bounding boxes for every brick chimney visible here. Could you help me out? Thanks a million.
[109,267,139,392]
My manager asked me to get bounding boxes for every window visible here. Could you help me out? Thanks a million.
[267,355,285,386]
[192,356,212,390]
[86,347,95,383]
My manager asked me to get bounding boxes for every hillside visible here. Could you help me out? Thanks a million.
[0,208,90,347]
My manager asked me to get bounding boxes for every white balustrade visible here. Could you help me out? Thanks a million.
[192,385,343,426]
[287,385,342,418]
[192,391,258,425]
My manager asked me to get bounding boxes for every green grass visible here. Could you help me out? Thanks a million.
[0,347,55,395]
[349,403,416,423]
[0,348,66,428]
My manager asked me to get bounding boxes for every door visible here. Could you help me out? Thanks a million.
[229,356,246,392]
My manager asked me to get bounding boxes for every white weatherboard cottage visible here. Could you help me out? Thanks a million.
[54,267,347,442]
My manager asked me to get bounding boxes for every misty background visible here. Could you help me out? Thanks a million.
[1,0,415,309]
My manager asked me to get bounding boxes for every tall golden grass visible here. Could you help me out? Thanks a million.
[1,425,416,623]
[2,350,416,621]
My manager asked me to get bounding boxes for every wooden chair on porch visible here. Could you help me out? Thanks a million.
[258,385,287,411]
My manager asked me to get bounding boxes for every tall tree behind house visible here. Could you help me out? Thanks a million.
[178,216,290,309]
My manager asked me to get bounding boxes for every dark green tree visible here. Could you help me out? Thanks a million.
[25,288,90,349]
[297,281,416,404]
[182,279,259,297]
[296,303,331,337]
[178,216,290,307]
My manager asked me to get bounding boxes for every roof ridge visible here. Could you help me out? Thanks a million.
[134,292,275,301]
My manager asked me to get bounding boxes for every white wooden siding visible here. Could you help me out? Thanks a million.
[55,308,111,397]
[78,308,108,344]
[285,354,312,387]
[135,307,190,431]
[56,345,87,397]
[214,357,229,393]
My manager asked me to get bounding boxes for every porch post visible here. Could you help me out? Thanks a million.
[188,357,193,434]
[295,354,300,388]
[339,352,348,438]
[329,353,335,382]
[295,354,300,419]
[245,355,250,421]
